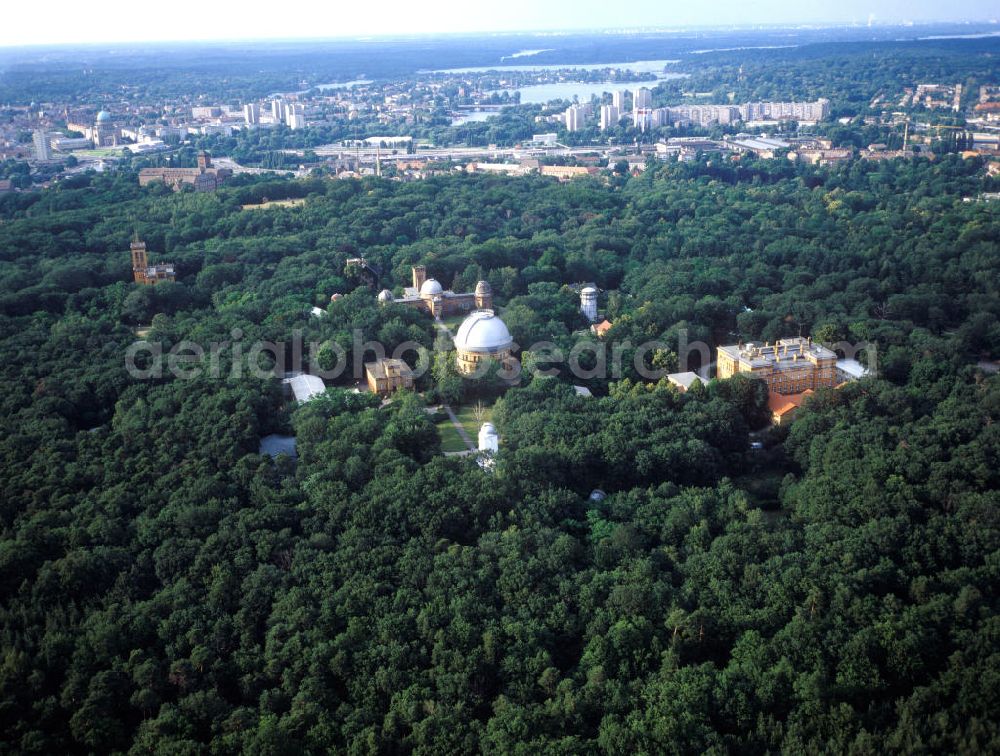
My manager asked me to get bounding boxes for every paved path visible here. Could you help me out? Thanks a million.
[443,404,476,452]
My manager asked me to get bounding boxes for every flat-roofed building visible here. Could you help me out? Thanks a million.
[365,358,415,397]
[717,337,838,395]
[540,165,597,180]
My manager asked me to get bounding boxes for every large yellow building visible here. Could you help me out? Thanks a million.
[365,358,414,397]
[716,337,838,395]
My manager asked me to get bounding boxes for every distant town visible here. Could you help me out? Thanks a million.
[4,62,1000,193]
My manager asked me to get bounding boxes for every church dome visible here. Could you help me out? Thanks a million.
[96,110,112,122]
[420,278,443,296]
[475,280,491,296]
[454,310,512,353]
[377,289,393,303]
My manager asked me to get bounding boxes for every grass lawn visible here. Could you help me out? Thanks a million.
[452,403,494,439]
[435,419,470,452]
[241,198,306,210]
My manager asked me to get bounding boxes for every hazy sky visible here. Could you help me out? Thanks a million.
[2,0,997,47]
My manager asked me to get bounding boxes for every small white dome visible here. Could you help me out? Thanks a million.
[377,289,393,303]
[420,278,443,296]
[454,310,512,353]
[581,286,597,296]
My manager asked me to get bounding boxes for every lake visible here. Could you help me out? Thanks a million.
[451,110,499,125]
[431,58,681,74]
[493,73,688,105]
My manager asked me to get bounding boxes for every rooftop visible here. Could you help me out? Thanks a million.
[667,371,703,391]
[454,310,512,353]
[719,337,836,371]
[365,358,414,381]
[283,373,326,402]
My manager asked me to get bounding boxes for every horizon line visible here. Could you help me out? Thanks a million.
[0,18,998,52]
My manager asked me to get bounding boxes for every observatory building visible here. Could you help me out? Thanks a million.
[130,237,175,285]
[453,310,516,376]
[716,337,838,395]
[580,286,598,322]
[377,266,492,318]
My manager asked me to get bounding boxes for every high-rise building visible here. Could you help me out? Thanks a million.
[285,103,305,130]
[612,90,627,111]
[243,103,259,125]
[599,105,620,131]
[633,108,653,132]
[633,87,652,112]
[564,105,583,132]
[33,130,50,161]
[271,99,286,123]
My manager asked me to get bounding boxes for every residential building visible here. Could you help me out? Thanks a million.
[769,389,814,426]
[271,99,286,123]
[243,103,260,125]
[191,106,222,119]
[540,165,597,180]
[599,104,620,131]
[612,90,627,110]
[633,87,652,111]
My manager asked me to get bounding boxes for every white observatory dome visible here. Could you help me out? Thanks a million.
[478,422,499,453]
[420,278,443,296]
[377,289,393,303]
[454,310,512,353]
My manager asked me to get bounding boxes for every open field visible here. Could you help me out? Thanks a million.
[241,198,306,210]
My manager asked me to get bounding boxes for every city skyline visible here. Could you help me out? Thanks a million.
[1,0,998,47]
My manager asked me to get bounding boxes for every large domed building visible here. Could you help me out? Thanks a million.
[377,265,492,318]
[453,310,515,376]
[93,110,117,147]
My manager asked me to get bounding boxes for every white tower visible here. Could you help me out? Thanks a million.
[580,286,598,322]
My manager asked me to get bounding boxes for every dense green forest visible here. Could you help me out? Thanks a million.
[0,152,998,752]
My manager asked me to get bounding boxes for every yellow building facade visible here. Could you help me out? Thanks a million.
[717,337,838,395]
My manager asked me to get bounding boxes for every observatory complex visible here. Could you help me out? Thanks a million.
[378,266,492,318]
